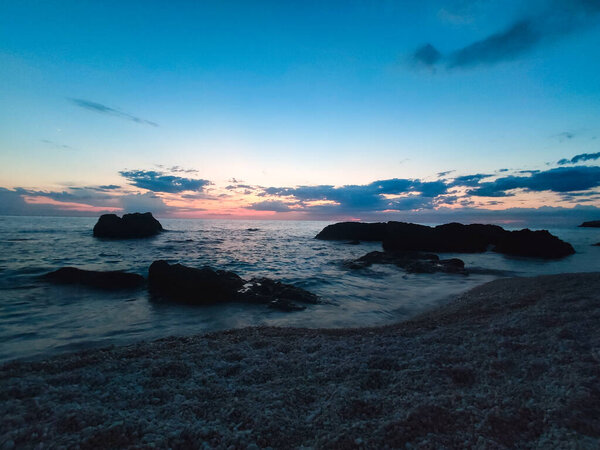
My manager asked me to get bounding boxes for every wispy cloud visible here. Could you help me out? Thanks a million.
[70,98,158,127]
[557,152,600,165]
[412,0,600,70]
[41,139,74,150]
[119,169,211,193]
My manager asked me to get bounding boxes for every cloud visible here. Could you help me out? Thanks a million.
[450,173,492,187]
[449,20,540,68]
[119,170,211,193]
[41,139,75,150]
[467,166,600,197]
[258,178,449,215]
[70,99,158,127]
[167,165,198,174]
[248,200,294,212]
[412,43,442,69]
[414,0,600,70]
[437,170,455,178]
[557,152,600,165]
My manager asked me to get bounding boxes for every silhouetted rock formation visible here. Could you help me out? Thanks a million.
[93,212,163,238]
[593,242,600,247]
[148,260,245,303]
[43,267,145,290]
[492,229,575,259]
[316,221,575,259]
[579,220,600,228]
[149,260,318,311]
[315,222,388,241]
[347,251,466,274]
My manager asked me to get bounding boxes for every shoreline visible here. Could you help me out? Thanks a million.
[2,272,600,448]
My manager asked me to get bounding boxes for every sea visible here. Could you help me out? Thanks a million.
[0,216,598,363]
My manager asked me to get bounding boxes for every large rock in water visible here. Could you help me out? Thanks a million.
[148,260,245,303]
[93,212,163,238]
[316,221,574,259]
[148,260,318,311]
[315,222,388,241]
[579,220,600,228]
[493,229,576,259]
[383,222,506,253]
[43,267,145,290]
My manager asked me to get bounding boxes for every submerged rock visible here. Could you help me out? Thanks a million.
[148,260,318,311]
[239,277,319,311]
[347,251,466,274]
[43,267,145,290]
[93,212,163,239]
[579,220,600,228]
[317,221,574,259]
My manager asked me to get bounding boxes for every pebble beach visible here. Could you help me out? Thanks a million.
[2,272,599,449]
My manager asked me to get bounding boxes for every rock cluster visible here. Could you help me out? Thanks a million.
[149,260,318,311]
[346,251,466,274]
[93,212,163,239]
[317,221,575,259]
[579,220,600,227]
[42,261,319,312]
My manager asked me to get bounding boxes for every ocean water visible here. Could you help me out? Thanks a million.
[0,216,598,363]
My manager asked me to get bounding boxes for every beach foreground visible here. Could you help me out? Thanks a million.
[2,273,600,449]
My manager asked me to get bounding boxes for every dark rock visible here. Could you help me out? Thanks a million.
[383,222,506,253]
[43,267,145,290]
[148,261,318,311]
[493,229,575,259]
[579,220,600,228]
[317,221,574,259]
[315,222,388,241]
[594,243,600,247]
[93,212,163,239]
[148,260,244,304]
[347,251,466,274]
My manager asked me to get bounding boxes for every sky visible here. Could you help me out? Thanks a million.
[1,0,599,224]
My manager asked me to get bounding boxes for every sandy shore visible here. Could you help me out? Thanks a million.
[2,273,600,449]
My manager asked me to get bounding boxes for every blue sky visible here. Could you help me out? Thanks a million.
[1,0,599,222]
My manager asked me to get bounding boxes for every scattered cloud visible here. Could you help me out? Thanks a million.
[437,170,455,178]
[119,170,212,193]
[468,166,600,197]
[248,200,294,212]
[413,0,600,71]
[41,139,74,150]
[557,152,600,165]
[70,98,158,127]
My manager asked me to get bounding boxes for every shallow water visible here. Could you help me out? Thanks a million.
[0,216,598,362]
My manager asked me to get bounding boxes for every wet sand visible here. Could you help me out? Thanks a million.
[2,273,599,449]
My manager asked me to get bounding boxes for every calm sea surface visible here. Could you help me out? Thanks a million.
[0,216,598,362]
